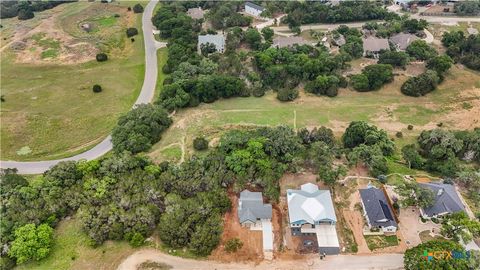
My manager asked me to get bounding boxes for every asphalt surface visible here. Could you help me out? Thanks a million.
[0,0,164,174]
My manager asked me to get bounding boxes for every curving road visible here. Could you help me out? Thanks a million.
[0,0,165,174]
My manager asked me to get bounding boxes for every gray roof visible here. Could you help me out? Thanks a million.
[287,183,337,225]
[419,182,465,217]
[245,2,265,12]
[187,7,204,19]
[238,190,272,223]
[359,187,397,228]
[332,34,346,46]
[362,36,390,52]
[198,34,225,51]
[272,36,310,48]
[389,33,419,51]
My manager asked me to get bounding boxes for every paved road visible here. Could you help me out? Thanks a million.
[117,249,404,270]
[0,0,164,174]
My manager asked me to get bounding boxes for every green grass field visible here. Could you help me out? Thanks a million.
[0,2,148,161]
[149,66,480,164]
[16,217,136,270]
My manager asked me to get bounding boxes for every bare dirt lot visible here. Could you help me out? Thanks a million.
[209,193,264,263]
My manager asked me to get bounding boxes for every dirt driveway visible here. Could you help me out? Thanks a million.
[397,206,441,248]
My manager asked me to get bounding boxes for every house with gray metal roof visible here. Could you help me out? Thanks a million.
[418,182,465,218]
[362,36,390,58]
[287,183,340,255]
[359,187,398,234]
[245,2,265,17]
[197,34,226,54]
[389,32,419,51]
[238,190,272,226]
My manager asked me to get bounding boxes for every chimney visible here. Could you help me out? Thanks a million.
[437,188,444,196]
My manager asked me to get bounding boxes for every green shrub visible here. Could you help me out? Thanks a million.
[193,137,209,151]
[133,4,144,13]
[126,27,139,38]
[96,53,108,62]
[276,87,298,102]
[18,9,34,20]
[129,232,145,247]
[224,238,243,253]
[92,84,102,93]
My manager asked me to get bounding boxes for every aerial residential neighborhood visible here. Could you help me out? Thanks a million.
[0,1,479,270]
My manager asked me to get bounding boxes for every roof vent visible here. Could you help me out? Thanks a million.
[437,188,444,196]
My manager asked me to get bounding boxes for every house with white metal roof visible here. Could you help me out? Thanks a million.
[287,183,340,255]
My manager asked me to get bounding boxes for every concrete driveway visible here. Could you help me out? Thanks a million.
[398,206,441,248]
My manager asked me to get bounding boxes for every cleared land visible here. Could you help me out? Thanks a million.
[0,1,147,161]
[149,65,480,164]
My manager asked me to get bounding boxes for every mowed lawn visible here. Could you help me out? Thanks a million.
[149,66,480,163]
[0,2,147,161]
[16,217,137,270]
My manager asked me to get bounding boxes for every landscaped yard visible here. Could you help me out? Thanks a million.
[364,235,399,251]
[149,65,480,164]
[0,1,155,161]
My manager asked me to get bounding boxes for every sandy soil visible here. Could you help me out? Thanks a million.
[209,192,264,263]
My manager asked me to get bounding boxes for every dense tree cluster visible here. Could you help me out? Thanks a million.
[350,64,394,92]
[282,1,391,29]
[400,70,439,97]
[254,45,348,96]
[454,1,480,16]
[336,25,364,59]
[378,51,409,68]
[401,128,480,177]
[343,121,395,177]
[442,31,480,71]
[363,17,427,38]
[0,1,70,20]
[111,104,172,154]
[441,212,480,243]
[157,74,247,111]
[404,240,479,270]
[208,2,252,29]
[406,40,437,61]
[395,181,435,208]
[152,4,201,74]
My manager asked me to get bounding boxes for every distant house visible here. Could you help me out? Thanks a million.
[245,2,265,17]
[197,34,226,54]
[467,27,479,35]
[389,32,419,51]
[187,7,204,20]
[238,190,273,258]
[332,34,346,47]
[272,36,310,49]
[359,187,398,234]
[362,36,390,58]
[419,182,466,219]
[287,183,340,255]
